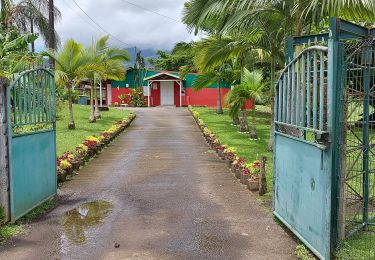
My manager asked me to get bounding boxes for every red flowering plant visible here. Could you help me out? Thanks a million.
[57,150,85,171]
[233,157,246,171]
[76,144,89,157]
[217,144,227,152]
[58,152,72,161]
[99,131,112,143]
[251,160,261,175]
[83,140,98,151]
[56,157,72,174]
[242,164,251,176]
[224,147,237,161]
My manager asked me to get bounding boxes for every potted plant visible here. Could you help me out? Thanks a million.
[67,152,81,171]
[217,144,227,159]
[207,133,216,147]
[224,147,237,167]
[83,139,99,157]
[212,138,221,150]
[232,157,246,179]
[76,144,89,162]
[241,164,251,186]
[247,160,261,191]
[57,159,72,183]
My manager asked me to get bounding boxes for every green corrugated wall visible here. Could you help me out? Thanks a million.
[111,68,230,89]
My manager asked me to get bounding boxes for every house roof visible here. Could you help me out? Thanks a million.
[143,72,181,81]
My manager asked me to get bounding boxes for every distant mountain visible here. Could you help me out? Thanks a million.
[124,48,166,68]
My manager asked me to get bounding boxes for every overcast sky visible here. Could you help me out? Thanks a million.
[35,0,201,52]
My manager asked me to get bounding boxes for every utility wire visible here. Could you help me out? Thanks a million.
[62,0,101,35]
[119,0,182,24]
[70,0,133,47]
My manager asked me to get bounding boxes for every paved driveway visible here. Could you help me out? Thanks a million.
[0,108,296,260]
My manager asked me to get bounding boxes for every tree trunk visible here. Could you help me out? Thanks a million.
[68,85,75,129]
[232,115,240,125]
[48,0,55,69]
[216,82,223,114]
[250,109,257,139]
[30,18,35,52]
[89,81,96,123]
[94,80,101,119]
[268,56,276,150]
[239,108,249,132]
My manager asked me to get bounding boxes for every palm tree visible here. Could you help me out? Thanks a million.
[93,46,130,119]
[227,68,264,139]
[43,39,91,129]
[183,0,375,148]
[83,35,130,122]
[0,0,61,52]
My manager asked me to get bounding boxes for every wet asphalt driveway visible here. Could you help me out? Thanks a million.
[0,108,296,260]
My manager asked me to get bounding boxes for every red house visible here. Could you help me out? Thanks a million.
[109,68,254,109]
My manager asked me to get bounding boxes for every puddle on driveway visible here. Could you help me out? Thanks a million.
[61,200,113,245]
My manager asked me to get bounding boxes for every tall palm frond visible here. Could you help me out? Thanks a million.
[192,71,217,91]
[6,0,61,50]
[227,68,264,116]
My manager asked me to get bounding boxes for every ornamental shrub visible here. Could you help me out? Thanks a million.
[85,136,100,143]
[58,159,72,170]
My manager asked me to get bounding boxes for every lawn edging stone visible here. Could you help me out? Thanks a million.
[56,112,136,184]
[188,106,265,195]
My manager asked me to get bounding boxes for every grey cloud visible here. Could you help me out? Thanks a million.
[37,0,199,51]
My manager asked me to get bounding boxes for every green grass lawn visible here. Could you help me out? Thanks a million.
[192,106,273,191]
[56,104,130,156]
[336,226,375,259]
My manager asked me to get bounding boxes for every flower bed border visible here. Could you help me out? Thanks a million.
[56,112,136,184]
[188,106,267,195]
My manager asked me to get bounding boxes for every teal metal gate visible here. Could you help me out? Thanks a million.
[7,68,57,222]
[273,18,375,259]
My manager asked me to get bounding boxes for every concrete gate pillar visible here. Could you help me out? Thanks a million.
[0,78,10,222]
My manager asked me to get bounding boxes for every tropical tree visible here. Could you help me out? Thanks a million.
[0,0,61,51]
[227,68,264,139]
[43,39,90,129]
[134,50,145,87]
[148,42,195,71]
[83,35,130,122]
[0,28,38,78]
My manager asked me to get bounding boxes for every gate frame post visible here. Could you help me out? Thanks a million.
[328,17,346,250]
[0,77,10,222]
[362,44,372,229]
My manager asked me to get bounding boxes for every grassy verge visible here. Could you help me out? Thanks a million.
[336,227,375,259]
[192,107,273,191]
[0,198,56,243]
[56,104,130,156]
